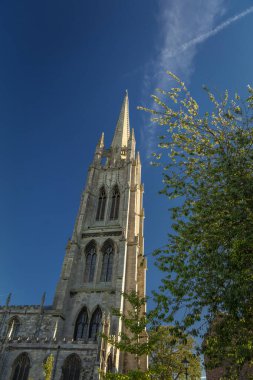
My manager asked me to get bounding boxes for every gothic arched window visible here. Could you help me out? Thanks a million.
[61,354,81,380]
[96,186,106,221]
[107,354,113,373]
[110,185,120,220]
[74,307,89,340]
[11,353,30,380]
[7,317,21,339]
[100,241,114,282]
[89,306,102,341]
[84,241,97,283]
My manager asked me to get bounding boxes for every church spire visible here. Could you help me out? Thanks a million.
[97,132,104,148]
[92,132,104,166]
[111,90,130,148]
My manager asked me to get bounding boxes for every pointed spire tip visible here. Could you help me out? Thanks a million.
[130,128,135,141]
[97,132,104,147]
[111,91,130,148]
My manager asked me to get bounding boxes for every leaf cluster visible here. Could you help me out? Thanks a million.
[102,292,155,358]
[139,72,253,373]
[101,292,201,380]
[43,354,54,380]
[149,326,201,380]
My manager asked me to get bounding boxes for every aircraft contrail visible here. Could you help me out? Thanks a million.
[167,5,253,57]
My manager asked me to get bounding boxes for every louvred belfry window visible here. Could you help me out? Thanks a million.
[74,307,89,340]
[96,186,106,221]
[100,241,114,282]
[110,185,120,220]
[89,306,102,341]
[62,354,81,380]
[11,353,30,380]
[84,241,97,283]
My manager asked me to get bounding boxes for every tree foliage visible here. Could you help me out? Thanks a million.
[139,72,253,373]
[102,292,154,368]
[100,291,152,380]
[149,326,201,380]
[101,292,200,380]
[43,354,54,380]
[101,370,151,380]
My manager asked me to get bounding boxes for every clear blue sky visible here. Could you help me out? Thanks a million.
[0,0,253,313]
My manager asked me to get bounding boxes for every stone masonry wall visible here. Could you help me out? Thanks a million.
[0,306,100,379]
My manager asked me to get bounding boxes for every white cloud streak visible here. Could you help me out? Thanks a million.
[141,1,253,157]
[152,0,226,86]
[142,0,225,155]
[167,5,253,58]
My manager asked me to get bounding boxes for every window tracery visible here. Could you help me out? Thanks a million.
[11,353,30,380]
[107,354,113,373]
[89,307,102,341]
[84,241,97,283]
[7,317,20,339]
[100,241,114,282]
[61,354,81,380]
[96,186,106,221]
[74,307,89,340]
[110,185,120,220]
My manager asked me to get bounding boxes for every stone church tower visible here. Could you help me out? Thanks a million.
[0,92,147,380]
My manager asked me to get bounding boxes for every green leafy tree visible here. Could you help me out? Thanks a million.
[43,354,54,380]
[101,371,151,380]
[139,72,253,375]
[101,291,155,380]
[101,292,200,380]
[149,326,201,380]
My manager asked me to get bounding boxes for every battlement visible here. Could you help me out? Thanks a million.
[0,335,99,348]
[0,304,53,312]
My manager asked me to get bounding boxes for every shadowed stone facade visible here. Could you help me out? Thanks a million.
[0,92,147,379]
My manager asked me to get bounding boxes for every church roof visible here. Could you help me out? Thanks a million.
[111,90,130,148]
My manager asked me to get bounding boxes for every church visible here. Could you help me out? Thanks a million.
[0,92,147,379]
